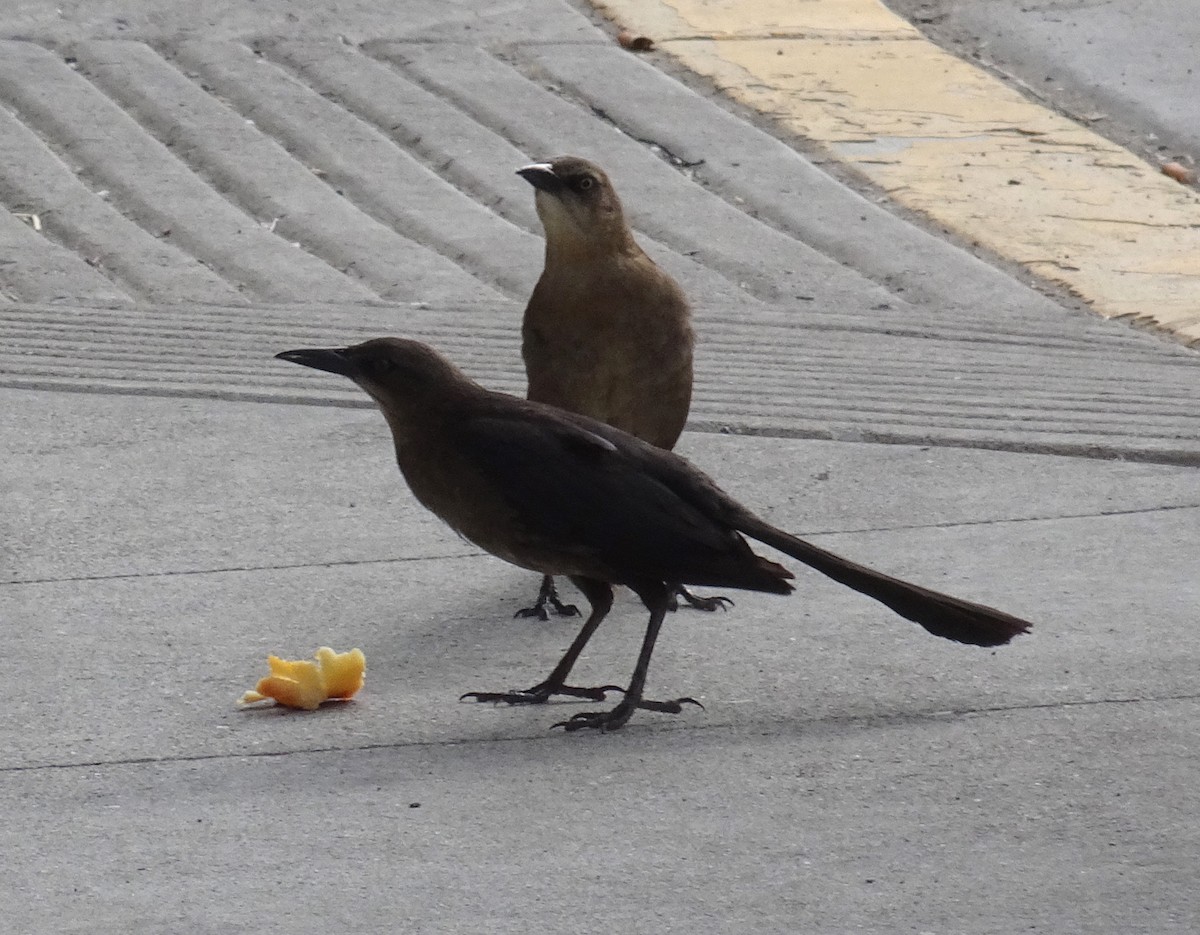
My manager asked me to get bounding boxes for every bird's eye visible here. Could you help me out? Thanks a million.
[370,357,394,375]
[578,176,595,191]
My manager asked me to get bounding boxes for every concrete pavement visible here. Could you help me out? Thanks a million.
[1,0,1198,931]
[5,390,1199,932]
[597,0,1200,345]
[888,0,1200,171]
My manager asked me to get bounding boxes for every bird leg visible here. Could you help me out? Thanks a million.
[668,584,733,613]
[553,582,701,732]
[464,578,620,706]
[513,574,581,620]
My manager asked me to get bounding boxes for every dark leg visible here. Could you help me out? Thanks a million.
[670,584,733,613]
[554,581,702,732]
[514,574,581,620]
[463,578,621,705]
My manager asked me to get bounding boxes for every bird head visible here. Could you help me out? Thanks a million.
[517,156,633,257]
[276,338,476,415]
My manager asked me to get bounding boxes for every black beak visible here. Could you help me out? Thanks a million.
[275,347,356,378]
[516,162,564,194]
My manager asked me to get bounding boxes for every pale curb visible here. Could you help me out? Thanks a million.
[595,0,1200,347]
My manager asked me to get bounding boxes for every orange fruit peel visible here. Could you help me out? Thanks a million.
[239,647,366,710]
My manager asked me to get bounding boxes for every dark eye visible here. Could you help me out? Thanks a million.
[370,356,394,374]
[577,176,595,191]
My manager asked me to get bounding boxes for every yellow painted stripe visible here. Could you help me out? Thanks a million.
[595,0,1200,346]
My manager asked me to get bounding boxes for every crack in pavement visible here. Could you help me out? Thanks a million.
[5,690,1198,775]
[2,550,488,587]
[6,501,1196,588]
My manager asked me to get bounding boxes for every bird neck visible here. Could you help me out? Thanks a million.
[373,383,485,450]
[543,228,641,267]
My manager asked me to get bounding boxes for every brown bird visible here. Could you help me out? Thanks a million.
[517,154,723,618]
[276,338,1033,733]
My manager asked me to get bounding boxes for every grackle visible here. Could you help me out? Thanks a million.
[277,338,1032,733]
[517,154,724,618]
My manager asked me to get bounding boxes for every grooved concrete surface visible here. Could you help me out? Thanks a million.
[0,8,1197,458]
[2,1,1199,932]
[5,300,1200,462]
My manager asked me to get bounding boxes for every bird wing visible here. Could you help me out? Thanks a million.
[449,408,769,587]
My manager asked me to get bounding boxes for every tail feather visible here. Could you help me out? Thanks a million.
[738,518,1032,647]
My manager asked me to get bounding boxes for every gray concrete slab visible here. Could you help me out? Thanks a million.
[4,701,1198,934]
[1,0,1199,930]
[2,388,1197,758]
[0,204,132,305]
[6,386,1199,584]
[0,4,776,308]
[259,37,759,307]
[153,40,542,298]
[3,387,1199,931]
[0,0,602,44]
[0,94,248,305]
[70,39,506,305]
[0,40,381,304]
[0,207,132,303]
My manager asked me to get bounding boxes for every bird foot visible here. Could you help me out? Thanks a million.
[461,680,623,706]
[513,597,581,620]
[667,586,733,613]
[513,586,581,620]
[552,695,703,732]
[680,593,733,613]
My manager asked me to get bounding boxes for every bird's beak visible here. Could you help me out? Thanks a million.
[516,162,563,194]
[275,347,357,378]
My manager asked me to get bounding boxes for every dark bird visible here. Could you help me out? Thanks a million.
[517,154,723,618]
[276,337,1033,733]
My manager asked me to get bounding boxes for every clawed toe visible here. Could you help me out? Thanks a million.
[461,682,624,706]
[552,708,631,732]
[688,596,733,612]
[513,598,581,620]
[637,696,704,714]
[460,688,542,705]
[669,586,733,613]
[551,695,703,731]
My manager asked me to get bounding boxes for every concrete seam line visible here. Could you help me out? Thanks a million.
[8,691,1200,774]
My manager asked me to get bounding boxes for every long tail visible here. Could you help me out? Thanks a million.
[737,517,1032,647]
